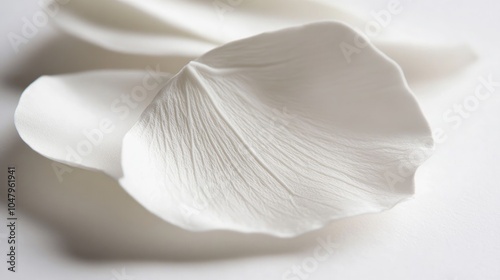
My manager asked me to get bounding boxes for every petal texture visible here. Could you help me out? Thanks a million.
[15,70,172,178]
[120,22,433,237]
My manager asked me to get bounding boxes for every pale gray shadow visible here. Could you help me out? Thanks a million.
[2,33,193,90]
[2,32,478,94]
[376,42,477,87]
[0,137,381,262]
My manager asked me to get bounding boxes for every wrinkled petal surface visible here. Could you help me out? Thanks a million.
[120,22,433,237]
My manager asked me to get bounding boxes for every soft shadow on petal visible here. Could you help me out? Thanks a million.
[52,0,218,56]
[15,70,171,178]
[52,0,476,87]
[4,33,192,89]
[375,42,477,86]
[119,0,366,42]
[53,0,363,55]
[120,22,433,237]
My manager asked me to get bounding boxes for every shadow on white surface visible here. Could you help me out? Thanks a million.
[0,138,389,262]
[3,34,193,90]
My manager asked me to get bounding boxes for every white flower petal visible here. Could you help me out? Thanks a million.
[15,70,171,178]
[120,22,433,237]
[117,0,364,42]
[53,0,475,84]
[52,0,362,56]
[52,0,217,56]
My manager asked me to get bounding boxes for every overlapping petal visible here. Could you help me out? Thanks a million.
[15,70,171,178]
[118,22,433,236]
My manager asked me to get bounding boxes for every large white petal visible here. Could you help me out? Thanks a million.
[120,22,433,237]
[15,70,172,178]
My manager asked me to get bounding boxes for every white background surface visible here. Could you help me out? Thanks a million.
[1,0,499,279]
